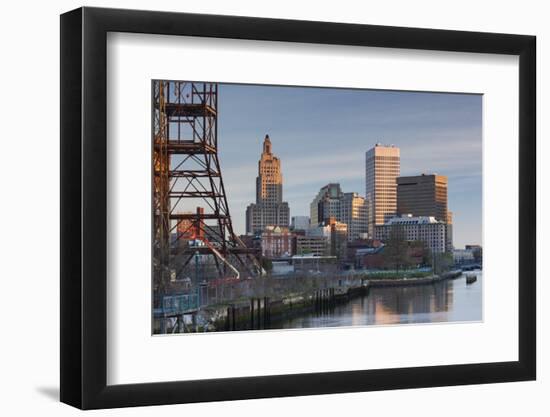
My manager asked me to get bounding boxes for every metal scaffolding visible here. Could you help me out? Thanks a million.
[153,80,261,296]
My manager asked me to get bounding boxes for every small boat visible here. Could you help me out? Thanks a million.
[465,274,477,284]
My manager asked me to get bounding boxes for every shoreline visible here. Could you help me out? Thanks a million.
[182,270,465,333]
[366,270,463,288]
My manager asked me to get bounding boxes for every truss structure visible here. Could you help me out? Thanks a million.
[153,80,261,295]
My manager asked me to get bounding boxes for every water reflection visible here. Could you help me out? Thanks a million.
[277,271,482,329]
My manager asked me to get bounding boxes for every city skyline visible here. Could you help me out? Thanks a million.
[216,83,482,248]
[151,79,483,335]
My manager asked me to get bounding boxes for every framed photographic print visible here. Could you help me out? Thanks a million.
[60,6,536,409]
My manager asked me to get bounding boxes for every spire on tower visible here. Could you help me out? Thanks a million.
[263,134,272,154]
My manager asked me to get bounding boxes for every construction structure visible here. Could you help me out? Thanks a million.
[153,80,261,300]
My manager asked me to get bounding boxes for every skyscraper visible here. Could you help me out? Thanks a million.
[365,144,400,236]
[310,183,343,227]
[310,184,368,242]
[396,174,448,222]
[246,135,290,234]
[340,192,368,241]
[396,173,453,251]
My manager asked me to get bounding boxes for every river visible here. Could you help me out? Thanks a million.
[276,270,482,329]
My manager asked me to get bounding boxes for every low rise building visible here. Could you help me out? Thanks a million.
[453,248,475,264]
[291,254,337,274]
[295,235,329,257]
[271,260,295,275]
[465,244,482,263]
[305,217,347,260]
[260,226,294,258]
[374,214,449,254]
[327,217,348,260]
[355,246,385,269]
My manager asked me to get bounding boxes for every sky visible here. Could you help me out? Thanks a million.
[216,83,482,248]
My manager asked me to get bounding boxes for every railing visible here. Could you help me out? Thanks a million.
[156,293,200,317]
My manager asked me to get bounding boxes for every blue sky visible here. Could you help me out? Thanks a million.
[216,83,482,248]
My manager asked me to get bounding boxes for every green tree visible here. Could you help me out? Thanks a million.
[433,252,454,274]
[422,245,433,268]
[382,225,410,272]
[261,258,273,273]
[299,248,312,255]
[408,240,431,267]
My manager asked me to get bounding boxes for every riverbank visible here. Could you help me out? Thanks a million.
[193,270,464,332]
[367,270,463,288]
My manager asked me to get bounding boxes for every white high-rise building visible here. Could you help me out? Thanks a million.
[365,143,400,236]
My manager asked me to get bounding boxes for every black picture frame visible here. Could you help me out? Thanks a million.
[60,6,536,410]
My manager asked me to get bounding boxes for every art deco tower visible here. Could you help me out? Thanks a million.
[246,135,290,234]
[256,135,283,204]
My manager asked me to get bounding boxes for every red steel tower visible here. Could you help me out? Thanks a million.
[153,81,261,295]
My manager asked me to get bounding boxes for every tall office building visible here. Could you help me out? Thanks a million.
[365,144,400,236]
[397,174,448,222]
[310,183,343,227]
[397,173,453,251]
[341,192,368,241]
[246,135,290,234]
[310,184,368,242]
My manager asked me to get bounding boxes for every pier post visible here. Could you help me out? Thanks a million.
[250,298,254,329]
[314,290,319,311]
[192,313,197,332]
[263,297,270,327]
[226,307,231,331]
[257,298,261,329]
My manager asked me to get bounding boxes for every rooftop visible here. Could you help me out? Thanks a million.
[384,214,442,225]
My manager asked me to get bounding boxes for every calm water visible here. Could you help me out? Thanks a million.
[278,271,482,329]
